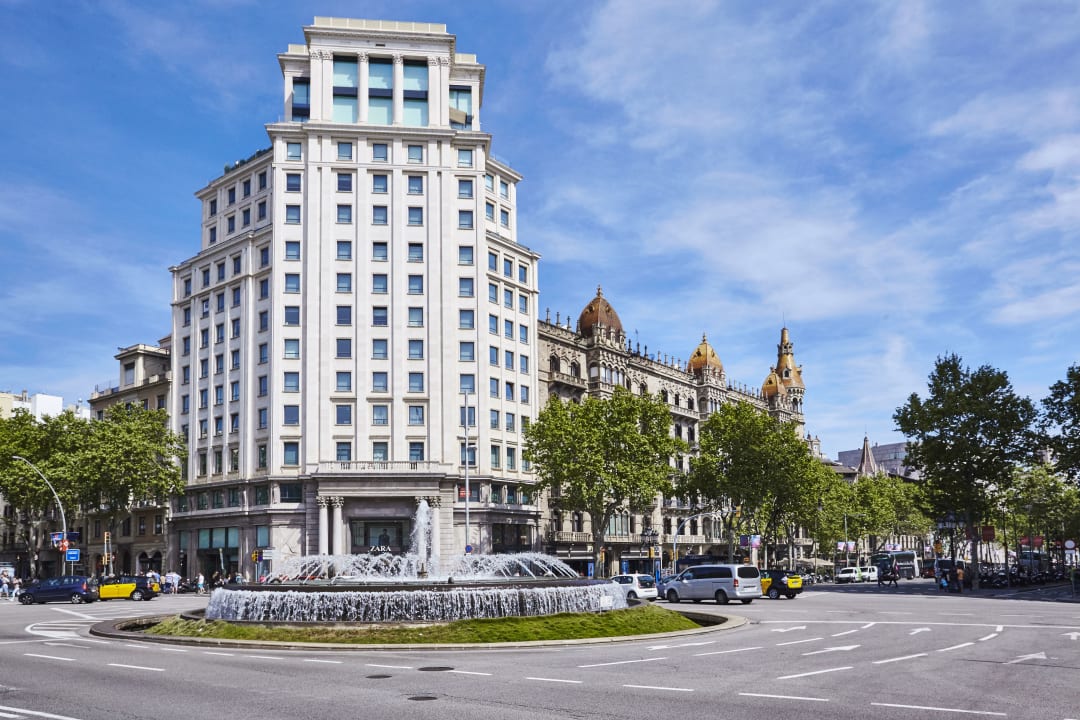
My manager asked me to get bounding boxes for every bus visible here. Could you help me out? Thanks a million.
[869,550,920,580]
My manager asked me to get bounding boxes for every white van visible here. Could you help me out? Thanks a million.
[859,566,878,582]
[661,564,760,605]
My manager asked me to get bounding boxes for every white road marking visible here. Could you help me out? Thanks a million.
[157,646,188,652]
[203,651,233,657]
[366,663,413,669]
[123,643,148,649]
[449,670,492,676]
[978,633,998,642]
[873,653,927,665]
[648,640,716,650]
[694,646,762,656]
[937,642,974,652]
[832,629,860,637]
[247,655,284,660]
[43,642,89,649]
[0,703,86,720]
[996,625,1003,632]
[623,684,693,692]
[771,626,807,632]
[49,608,95,620]
[860,622,876,629]
[802,644,859,656]
[1006,652,1046,664]
[878,611,913,615]
[527,677,582,684]
[778,666,853,680]
[302,658,342,664]
[909,628,931,635]
[577,657,666,668]
[23,653,75,662]
[939,613,975,616]
[107,663,164,672]
[776,637,823,646]
[871,702,1005,716]
[741,692,828,702]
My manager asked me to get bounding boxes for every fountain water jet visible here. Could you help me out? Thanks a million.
[205,499,625,623]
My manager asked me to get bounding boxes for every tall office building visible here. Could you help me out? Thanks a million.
[168,19,539,579]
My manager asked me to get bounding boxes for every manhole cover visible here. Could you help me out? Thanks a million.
[408,696,438,701]
[417,666,453,672]
[366,674,392,679]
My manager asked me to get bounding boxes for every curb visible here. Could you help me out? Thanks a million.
[89,610,750,652]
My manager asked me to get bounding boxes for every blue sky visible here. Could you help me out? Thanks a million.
[2,1,1079,460]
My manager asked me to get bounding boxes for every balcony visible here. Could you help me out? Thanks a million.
[544,370,586,391]
[315,461,450,475]
[548,531,591,544]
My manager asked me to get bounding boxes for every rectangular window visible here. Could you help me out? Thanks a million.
[258,375,268,395]
[336,338,352,358]
[372,339,388,359]
[258,447,267,470]
[409,442,425,462]
[372,174,388,193]
[519,294,529,314]
[372,372,388,392]
[506,381,515,401]
[458,210,474,229]
[372,442,389,462]
[260,246,270,266]
[259,311,269,331]
[372,242,388,261]
[520,355,529,374]
[337,305,352,325]
[336,371,352,392]
[283,405,300,425]
[500,209,510,227]
[488,252,498,271]
[286,173,301,192]
[257,200,266,220]
[259,171,267,190]
[402,61,428,127]
[336,404,352,425]
[292,79,310,121]
[227,215,235,233]
[208,227,217,244]
[507,447,517,470]
[521,385,530,404]
[505,349,514,369]
[337,273,352,292]
[449,85,472,129]
[282,443,300,467]
[258,407,267,429]
[458,178,473,198]
[504,288,513,308]
[372,142,388,161]
[372,206,388,225]
[408,372,424,393]
[500,180,510,199]
[337,173,352,192]
[503,259,513,277]
[459,405,476,428]
[259,279,269,298]
[485,201,495,221]
[458,148,473,167]
[285,241,300,260]
[518,265,528,283]
[408,275,423,294]
[231,349,240,369]
[259,344,268,364]
[230,380,239,401]
[460,374,476,395]
[408,306,424,327]
[337,205,352,223]
[459,277,474,297]
[505,319,513,338]
[408,243,423,262]
[407,175,423,194]
[232,287,241,306]
[520,324,529,343]
[408,339,424,359]
[506,412,516,432]
[459,309,474,329]
[408,206,423,226]
[489,345,498,366]
[372,306,387,326]
[491,445,501,468]
[284,338,300,359]
[337,141,352,160]
[284,273,300,293]
[285,205,301,224]
[489,314,498,334]
[333,57,359,123]
[336,442,352,462]
[488,283,498,304]
[286,142,301,161]
[368,61,393,125]
[284,306,300,325]
[228,188,236,205]
[458,246,474,265]
[490,377,499,397]
[372,274,388,294]
[337,240,352,260]
[490,409,499,429]
[407,144,424,163]
[372,405,388,426]
[284,372,300,392]
[408,406,425,426]
[459,342,475,361]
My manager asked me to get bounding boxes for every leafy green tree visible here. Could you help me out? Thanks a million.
[687,402,833,567]
[1043,364,1080,483]
[894,354,1038,586]
[524,387,685,573]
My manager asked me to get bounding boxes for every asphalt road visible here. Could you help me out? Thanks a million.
[0,580,1077,720]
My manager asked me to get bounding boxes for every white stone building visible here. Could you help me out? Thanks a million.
[167,18,539,579]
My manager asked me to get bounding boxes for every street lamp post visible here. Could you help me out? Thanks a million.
[641,528,659,579]
[843,513,866,569]
[461,390,474,555]
[13,456,67,577]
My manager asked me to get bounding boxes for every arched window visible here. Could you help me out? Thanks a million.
[660,389,669,403]
[549,355,561,373]
[674,424,683,439]
[674,394,681,407]
[687,426,696,442]
[639,383,648,395]
[687,397,695,411]
[663,517,672,535]
[570,362,581,378]
[572,512,584,532]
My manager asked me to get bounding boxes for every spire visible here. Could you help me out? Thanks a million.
[774,326,804,390]
[856,435,879,478]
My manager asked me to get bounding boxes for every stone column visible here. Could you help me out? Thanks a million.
[392,54,403,125]
[357,52,368,124]
[317,496,329,555]
[331,496,344,555]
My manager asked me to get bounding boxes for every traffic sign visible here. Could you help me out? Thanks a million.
[1065,539,1076,550]
[50,532,64,545]
[65,549,80,562]
[59,540,69,552]
[465,544,473,555]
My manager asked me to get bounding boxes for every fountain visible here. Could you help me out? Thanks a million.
[205,499,626,623]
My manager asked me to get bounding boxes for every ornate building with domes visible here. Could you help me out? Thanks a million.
[538,286,819,575]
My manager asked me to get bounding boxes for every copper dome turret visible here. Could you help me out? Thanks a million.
[578,286,623,338]
[687,333,723,373]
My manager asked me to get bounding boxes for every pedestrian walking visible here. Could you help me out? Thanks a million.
[0,571,10,599]
[196,572,206,595]
[956,566,965,594]
[889,561,900,588]
[10,576,21,601]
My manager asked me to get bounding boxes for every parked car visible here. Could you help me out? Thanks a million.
[661,564,760,605]
[98,575,160,601]
[835,567,862,584]
[610,573,658,601]
[761,569,804,599]
[18,575,99,604]
[859,566,878,583]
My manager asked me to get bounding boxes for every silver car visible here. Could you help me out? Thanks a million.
[661,564,760,605]
[610,573,658,601]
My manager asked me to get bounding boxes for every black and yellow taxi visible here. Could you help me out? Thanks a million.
[98,575,160,601]
[760,568,804,599]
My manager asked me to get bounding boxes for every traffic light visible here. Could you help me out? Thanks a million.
[104,531,110,541]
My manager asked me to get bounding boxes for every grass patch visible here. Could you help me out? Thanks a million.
[144,604,703,644]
